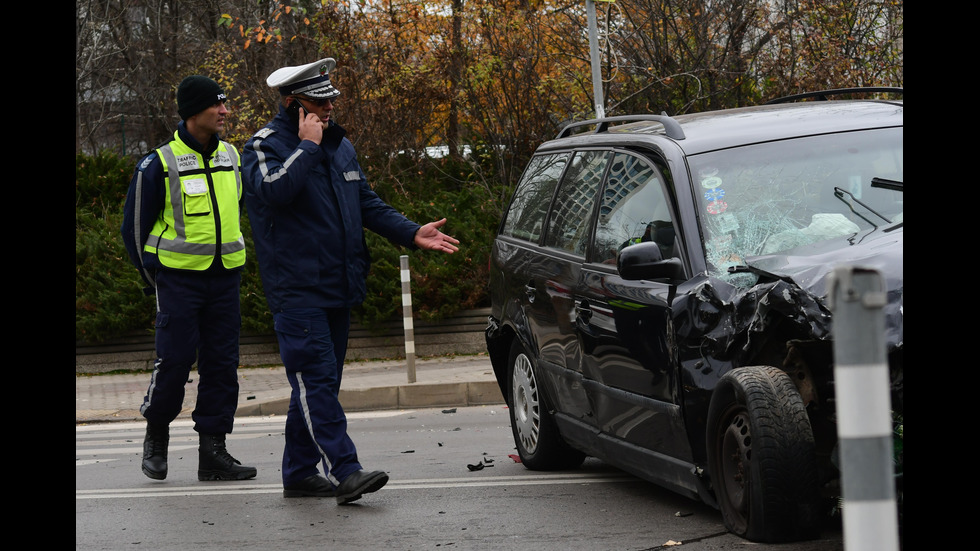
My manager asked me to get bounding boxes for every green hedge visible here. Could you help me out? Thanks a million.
[75,150,499,344]
[76,151,152,343]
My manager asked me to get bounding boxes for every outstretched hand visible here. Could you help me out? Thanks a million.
[414,218,460,253]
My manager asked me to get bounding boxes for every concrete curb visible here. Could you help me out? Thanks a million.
[75,354,503,424]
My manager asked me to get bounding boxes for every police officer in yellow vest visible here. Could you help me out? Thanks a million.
[121,75,256,482]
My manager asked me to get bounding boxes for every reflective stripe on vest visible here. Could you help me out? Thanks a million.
[144,133,246,270]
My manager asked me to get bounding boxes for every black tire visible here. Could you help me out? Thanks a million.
[706,366,821,543]
[507,340,586,470]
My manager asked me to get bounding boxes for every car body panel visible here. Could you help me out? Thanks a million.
[576,266,693,460]
[491,237,595,423]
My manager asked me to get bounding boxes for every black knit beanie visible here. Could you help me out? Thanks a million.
[177,76,226,120]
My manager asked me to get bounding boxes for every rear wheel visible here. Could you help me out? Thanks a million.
[706,366,821,543]
[508,340,586,470]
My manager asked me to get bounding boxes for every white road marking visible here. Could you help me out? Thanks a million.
[75,473,636,500]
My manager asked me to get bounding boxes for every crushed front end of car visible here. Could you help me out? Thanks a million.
[670,220,903,532]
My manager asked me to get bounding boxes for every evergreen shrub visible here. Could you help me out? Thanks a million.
[356,155,499,331]
[75,151,153,343]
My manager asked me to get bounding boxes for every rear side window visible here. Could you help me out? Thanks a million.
[593,153,674,265]
[544,150,609,255]
[500,153,569,243]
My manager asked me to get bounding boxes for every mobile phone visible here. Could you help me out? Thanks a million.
[286,99,302,122]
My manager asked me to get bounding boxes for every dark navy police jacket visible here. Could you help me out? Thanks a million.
[242,107,420,312]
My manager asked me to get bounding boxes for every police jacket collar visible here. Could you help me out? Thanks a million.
[176,120,220,156]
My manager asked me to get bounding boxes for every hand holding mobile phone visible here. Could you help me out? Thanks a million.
[291,99,323,144]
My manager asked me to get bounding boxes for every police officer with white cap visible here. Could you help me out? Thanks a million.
[242,59,459,504]
[122,75,257,483]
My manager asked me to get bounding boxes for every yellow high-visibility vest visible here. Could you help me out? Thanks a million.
[144,132,246,270]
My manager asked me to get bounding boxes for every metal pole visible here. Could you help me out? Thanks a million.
[586,0,605,119]
[827,266,898,551]
[400,255,416,383]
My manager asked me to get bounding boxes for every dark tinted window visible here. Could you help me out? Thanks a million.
[593,153,674,265]
[500,153,569,243]
[544,150,609,255]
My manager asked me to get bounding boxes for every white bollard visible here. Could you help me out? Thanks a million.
[827,266,898,551]
[400,255,416,383]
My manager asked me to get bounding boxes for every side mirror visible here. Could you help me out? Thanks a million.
[618,241,684,281]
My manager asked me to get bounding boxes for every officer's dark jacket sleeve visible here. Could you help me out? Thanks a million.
[321,127,420,249]
[121,152,165,290]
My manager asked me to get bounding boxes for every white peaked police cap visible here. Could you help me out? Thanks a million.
[266,58,341,99]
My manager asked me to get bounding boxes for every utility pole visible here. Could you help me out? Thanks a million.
[586,0,606,119]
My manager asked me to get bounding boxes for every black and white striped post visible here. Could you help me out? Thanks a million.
[400,255,416,383]
[827,266,898,551]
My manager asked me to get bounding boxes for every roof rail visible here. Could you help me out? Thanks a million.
[557,114,686,140]
[765,87,903,104]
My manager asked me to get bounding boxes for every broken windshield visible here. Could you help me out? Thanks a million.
[688,127,903,285]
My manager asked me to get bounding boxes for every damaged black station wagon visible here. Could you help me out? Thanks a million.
[484,89,903,543]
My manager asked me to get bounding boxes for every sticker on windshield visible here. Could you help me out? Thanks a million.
[706,200,728,214]
[701,176,723,189]
[704,188,726,202]
[713,212,739,233]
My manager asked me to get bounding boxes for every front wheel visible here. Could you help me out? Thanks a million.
[706,366,821,543]
[508,340,586,470]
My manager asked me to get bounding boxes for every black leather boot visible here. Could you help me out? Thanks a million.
[198,433,258,481]
[141,423,169,480]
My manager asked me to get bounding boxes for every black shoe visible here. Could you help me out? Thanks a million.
[198,433,258,481]
[141,423,169,480]
[335,470,389,505]
[283,474,336,498]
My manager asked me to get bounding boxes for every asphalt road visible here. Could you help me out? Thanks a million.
[76,406,848,550]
